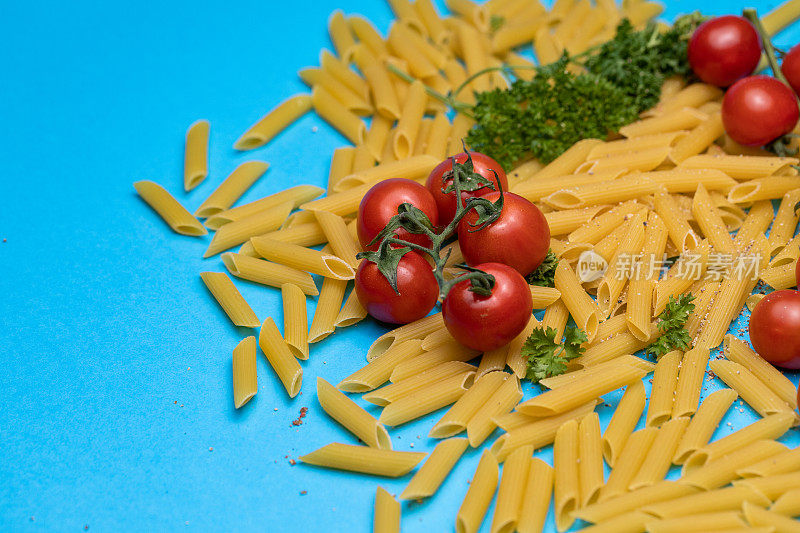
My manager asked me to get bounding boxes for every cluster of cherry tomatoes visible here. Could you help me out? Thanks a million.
[688,15,800,146]
[354,152,550,352]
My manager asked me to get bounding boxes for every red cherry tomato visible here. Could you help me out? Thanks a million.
[748,289,800,370]
[426,152,508,226]
[355,251,439,325]
[442,262,533,351]
[457,192,550,277]
[784,45,800,96]
[722,75,799,146]
[688,16,761,87]
[796,255,800,288]
[357,178,439,251]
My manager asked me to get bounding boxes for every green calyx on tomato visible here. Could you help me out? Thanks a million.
[453,263,496,297]
[357,239,414,293]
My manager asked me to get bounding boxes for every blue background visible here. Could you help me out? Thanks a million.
[1,1,798,531]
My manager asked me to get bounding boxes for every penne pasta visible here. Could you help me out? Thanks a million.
[398,437,470,501]
[250,237,354,280]
[223,253,319,296]
[379,369,475,426]
[673,388,738,464]
[742,501,800,533]
[205,185,324,230]
[602,380,646,466]
[768,188,800,255]
[672,347,711,418]
[393,80,428,159]
[312,85,367,145]
[643,485,770,519]
[578,412,604,508]
[680,439,788,490]
[338,339,425,393]
[314,210,360,269]
[646,350,682,427]
[554,261,600,342]
[232,336,258,408]
[366,312,444,361]
[770,488,800,516]
[710,359,793,418]
[389,339,480,382]
[195,161,269,218]
[466,374,522,447]
[364,361,475,406]
[738,444,800,478]
[727,175,800,203]
[234,95,313,150]
[629,416,690,490]
[374,487,400,533]
[553,420,579,531]
[678,154,798,179]
[653,192,700,252]
[733,472,800,500]
[281,283,308,359]
[600,427,658,502]
[668,113,725,164]
[309,277,347,343]
[517,458,554,533]
[576,482,696,524]
[620,108,708,138]
[492,444,532,533]
[134,180,207,236]
[335,154,439,191]
[456,449,498,533]
[184,119,209,190]
[317,377,390,449]
[335,288,367,328]
[328,10,357,61]
[429,371,507,438]
[644,512,747,533]
[204,201,294,257]
[300,442,425,477]
[299,67,372,115]
[627,212,668,340]
[258,317,303,397]
[200,272,260,328]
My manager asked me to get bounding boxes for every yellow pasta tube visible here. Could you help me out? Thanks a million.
[723,335,797,404]
[365,312,444,361]
[348,16,389,58]
[195,161,269,218]
[710,359,793,418]
[692,182,735,253]
[389,340,479,382]
[761,263,798,289]
[576,511,654,533]
[492,402,597,462]
[400,438,468,500]
[280,283,308,359]
[338,339,425,393]
[768,188,800,255]
[364,361,475,406]
[576,482,696,524]
[429,371,507,438]
[684,412,796,470]
[669,113,725,164]
[335,154,439,191]
[643,485,770,519]
[567,201,644,244]
[517,458,553,533]
[393,80,428,159]
[477,347,507,378]
[739,445,800,478]
[597,211,647,314]
[587,132,688,160]
[454,22,490,94]
[679,154,798,179]
[645,350,682,427]
[742,501,800,533]
[183,119,209,191]
[771,488,800,516]
[361,61,401,121]
[504,315,538,379]
[512,170,620,202]
[491,444,532,533]
[387,24,438,79]
[554,261,600,341]
[672,347,711,418]
[491,11,546,53]
[673,388,738,464]
[602,380,645,466]
[320,51,369,102]
[424,112,451,161]
[541,299,569,342]
[653,192,700,252]
[300,442,425,477]
[250,236,354,280]
[234,95,312,150]
[534,26,564,65]
[447,113,475,156]
[328,10,357,62]
[258,317,303,397]
[627,214,668,339]
[620,107,708,138]
[204,201,293,257]
[386,0,425,33]
[578,412,604,508]
[629,417,690,490]
[644,512,747,533]
[299,67,372,115]
[248,222,327,251]
[652,83,723,115]
[373,487,400,533]
[134,180,207,236]
[379,370,475,426]
[545,206,609,236]
[763,0,800,34]
[232,336,258,408]
[456,449,499,533]
[205,185,323,230]
[335,289,367,328]
[599,427,658,502]
[421,326,455,351]
[308,277,347,343]
[222,253,319,296]
[734,472,800,500]
[570,331,650,369]
[363,117,393,164]
[552,420,579,532]
[312,86,366,145]
[466,375,523,447]
[314,210,360,269]
[414,0,450,46]
[770,233,800,267]
[540,356,654,389]
[728,175,800,203]
[317,377,390,449]
[200,272,260,328]
[681,439,788,491]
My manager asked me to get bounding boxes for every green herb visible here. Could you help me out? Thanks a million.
[465,14,706,170]
[645,294,695,358]
[523,326,587,383]
[489,14,505,33]
[526,250,559,287]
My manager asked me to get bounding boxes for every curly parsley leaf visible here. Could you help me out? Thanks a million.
[526,250,559,287]
[523,326,587,383]
[645,294,695,358]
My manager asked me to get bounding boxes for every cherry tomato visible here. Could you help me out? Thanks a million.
[722,75,799,146]
[748,289,800,370]
[783,44,800,96]
[357,178,439,251]
[457,192,550,277]
[688,16,761,87]
[442,262,533,351]
[426,152,508,226]
[355,251,438,325]
[796,255,800,288]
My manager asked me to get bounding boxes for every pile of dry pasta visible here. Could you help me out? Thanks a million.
[133,0,800,531]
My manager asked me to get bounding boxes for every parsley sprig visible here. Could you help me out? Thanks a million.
[523,326,587,383]
[465,15,706,169]
[526,250,558,287]
[645,294,696,358]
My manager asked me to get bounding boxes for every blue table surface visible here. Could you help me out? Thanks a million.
[1,0,799,531]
